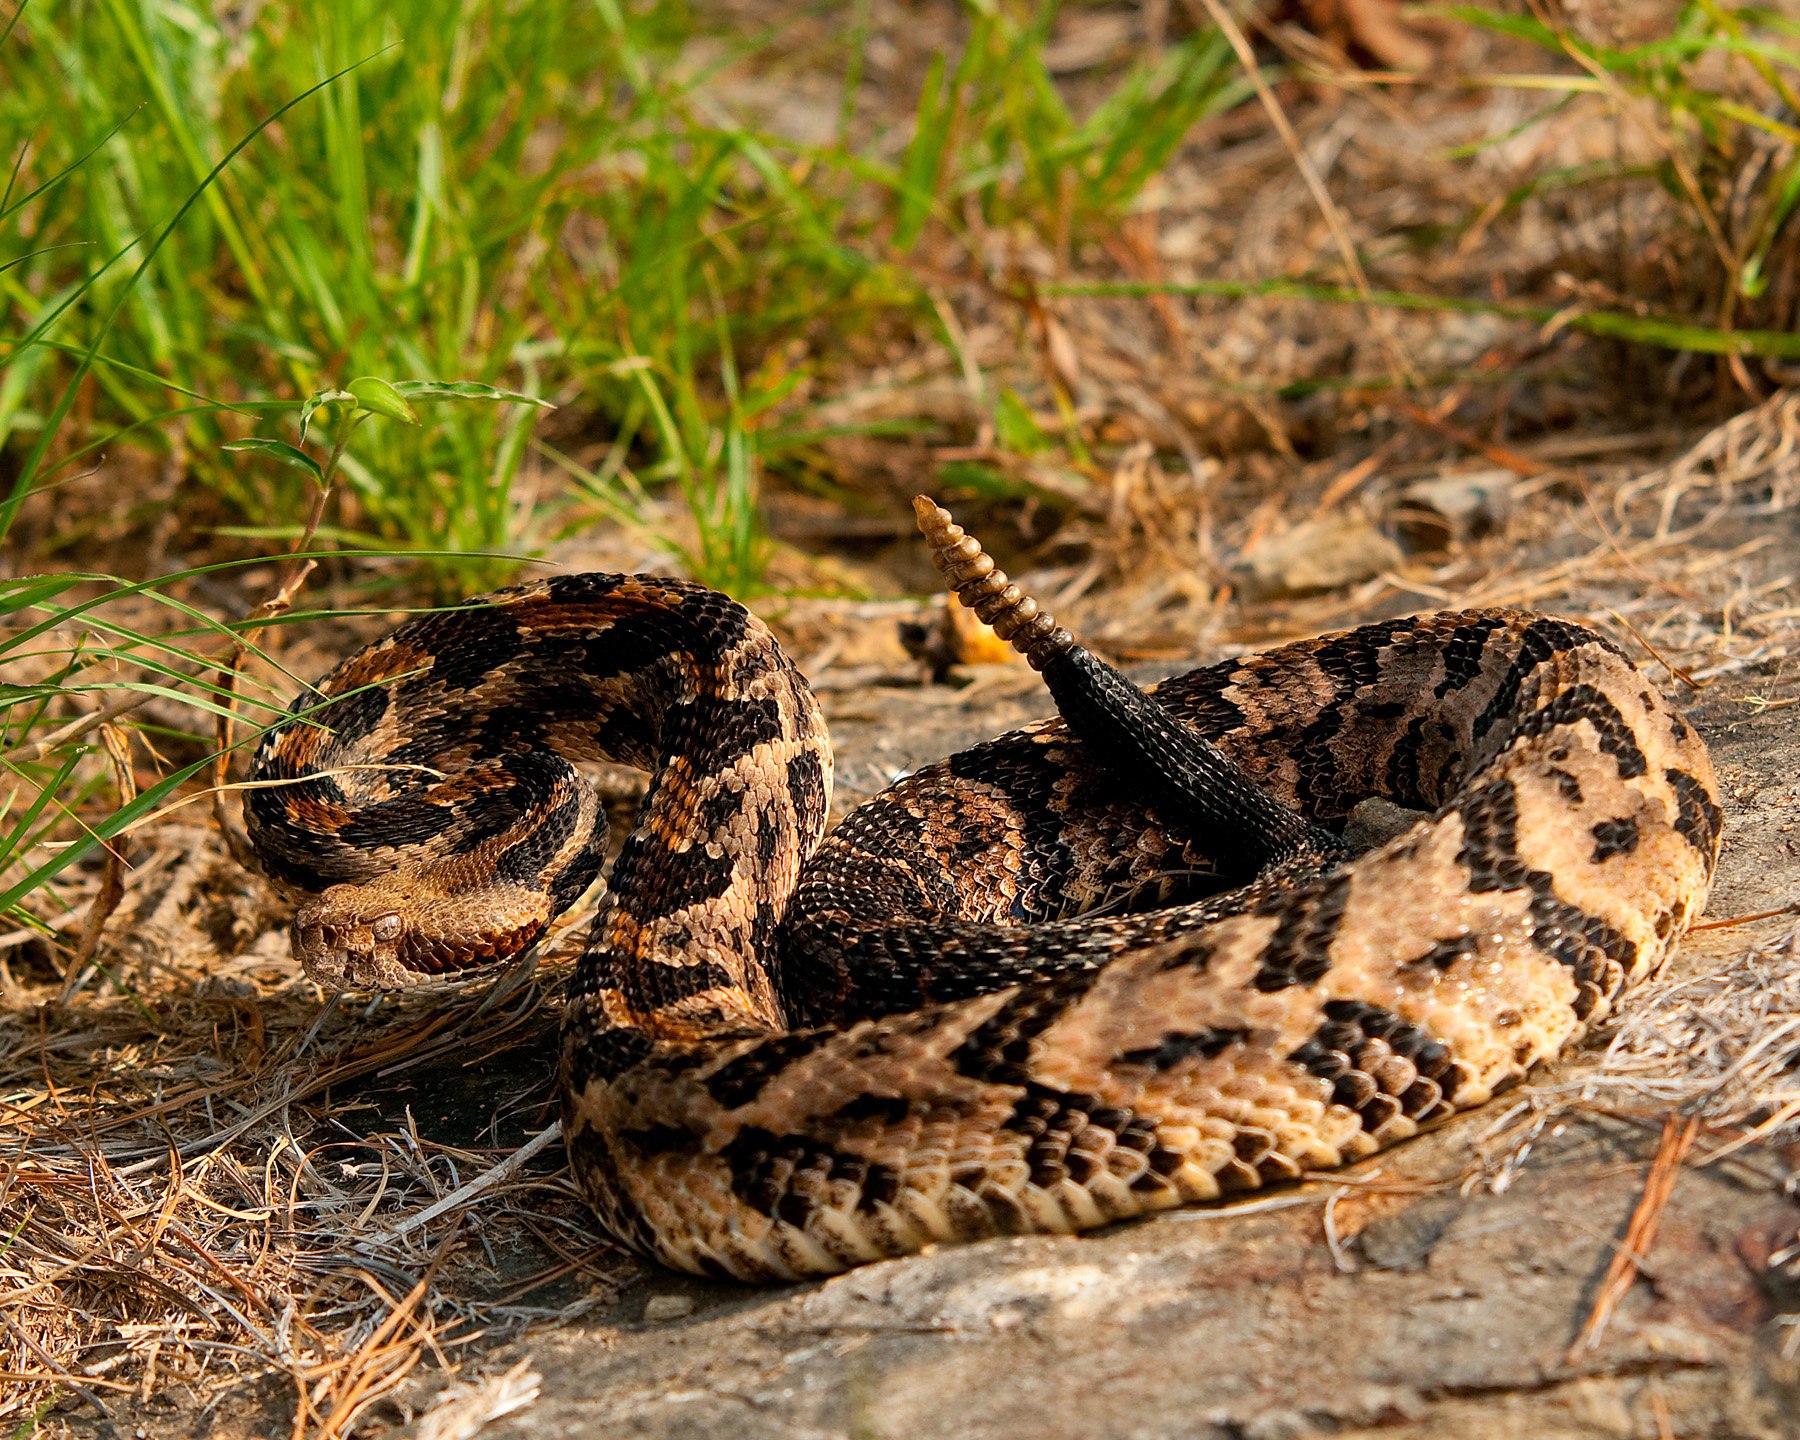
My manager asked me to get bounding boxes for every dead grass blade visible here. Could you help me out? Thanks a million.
[1565,1112,1700,1363]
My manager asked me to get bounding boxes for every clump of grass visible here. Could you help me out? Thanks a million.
[1439,3,1800,381]
[0,0,867,589]
[893,7,1244,254]
[3,1,1263,595]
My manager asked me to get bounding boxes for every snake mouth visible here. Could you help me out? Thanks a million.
[291,913,420,991]
[290,891,549,991]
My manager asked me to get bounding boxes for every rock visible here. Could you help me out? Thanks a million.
[900,593,1024,681]
[641,1294,695,1323]
[466,1128,1800,1440]
[1343,797,1427,850]
[1392,470,1515,552]
[1353,1194,1467,1271]
[1240,515,1403,596]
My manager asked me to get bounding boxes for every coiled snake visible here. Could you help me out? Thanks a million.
[246,499,1721,1281]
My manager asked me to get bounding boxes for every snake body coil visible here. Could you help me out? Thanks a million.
[247,502,1720,1281]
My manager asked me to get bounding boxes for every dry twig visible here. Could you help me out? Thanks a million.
[1565,1112,1699,1362]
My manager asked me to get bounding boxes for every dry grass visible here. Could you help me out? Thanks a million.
[1,911,619,1437]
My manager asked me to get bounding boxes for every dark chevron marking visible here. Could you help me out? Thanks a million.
[1434,615,1509,697]
[1118,1027,1247,1071]
[705,1031,835,1109]
[716,1125,901,1226]
[1289,1000,1461,1132]
[1252,871,1354,991]
[562,1017,656,1085]
[950,973,1098,1087]
[1512,684,1647,779]
[1471,617,1619,745]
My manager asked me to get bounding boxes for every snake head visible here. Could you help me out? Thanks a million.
[290,879,552,990]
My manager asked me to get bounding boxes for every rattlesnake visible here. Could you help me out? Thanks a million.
[246,498,1720,1281]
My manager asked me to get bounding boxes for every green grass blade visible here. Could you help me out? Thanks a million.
[0,52,383,547]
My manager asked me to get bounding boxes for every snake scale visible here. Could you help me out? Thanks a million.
[246,498,1721,1281]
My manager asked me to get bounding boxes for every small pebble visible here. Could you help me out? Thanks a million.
[643,1293,695,1322]
[1392,470,1514,552]
[1240,515,1403,597]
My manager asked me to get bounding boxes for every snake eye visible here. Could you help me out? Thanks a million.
[370,912,403,942]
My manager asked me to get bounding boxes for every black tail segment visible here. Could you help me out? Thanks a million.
[1041,644,1349,876]
[913,495,1345,877]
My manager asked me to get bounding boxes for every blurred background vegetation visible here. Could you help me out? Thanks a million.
[1,0,1255,592]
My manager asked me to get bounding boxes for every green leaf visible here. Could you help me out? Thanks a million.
[347,375,420,425]
[0,574,92,617]
[895,52,950,252]
[391,379,555,408]
[994,387,1051,455]
[222,438,325,484]
[0,755,214,917]
[0,53,380,549]
[298,389,355,447]
[1,241,96,275]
